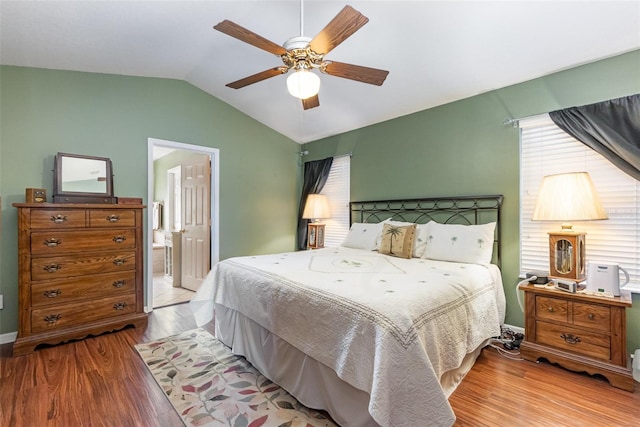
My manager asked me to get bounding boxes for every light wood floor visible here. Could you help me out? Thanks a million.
[1,304,638,426]
[152,272,195,308]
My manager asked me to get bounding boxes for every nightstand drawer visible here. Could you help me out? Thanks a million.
[536,296,569,322]
[536,321,610,361]
[573,302,610,332]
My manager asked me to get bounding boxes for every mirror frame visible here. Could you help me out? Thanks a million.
[53,152,114,199]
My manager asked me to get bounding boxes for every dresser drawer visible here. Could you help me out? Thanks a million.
[30,209,86,229]
[31,271,136,307]
[31,251,136,281]
[536,321,610,361]
[573,302,610,332]
[31,229,136,255]
[89,209,136,227]
[536,296,569,323]
[31,293,136,333]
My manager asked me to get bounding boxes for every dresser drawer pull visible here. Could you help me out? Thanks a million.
[560,333,581,344]
[44,314,62,325]
[113,258,126,266]
[43,264,62,273]
[50,215,68,224]
[43,289,62,298]
[588,313,595,320]
[113,302,128,311]
[112,280,127,288]
[547,307,554,312]
[112,235,127,243]
[107,214,120,223]
[44,238,62,247]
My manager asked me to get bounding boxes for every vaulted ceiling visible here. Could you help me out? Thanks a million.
[1,1,638,143]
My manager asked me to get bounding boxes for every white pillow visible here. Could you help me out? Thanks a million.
[377,219,431,257]
[413,223,431,258]
[341,222,384,251]
[422,221,496,264]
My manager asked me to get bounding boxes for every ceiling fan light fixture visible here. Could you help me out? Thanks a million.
[287,69,320,99]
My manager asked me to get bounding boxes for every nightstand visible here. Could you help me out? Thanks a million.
[519,283,634,391]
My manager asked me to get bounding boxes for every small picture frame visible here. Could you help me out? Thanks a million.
[26,188,47,203]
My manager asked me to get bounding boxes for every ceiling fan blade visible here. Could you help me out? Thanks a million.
[214,20,287,56]
[226,67,286,89]
[302,95,320,110]
[323,61,389,86]
[309,6,369,55]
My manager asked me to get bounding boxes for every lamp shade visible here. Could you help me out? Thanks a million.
[287,69,320,99]
[532,172,607,227]
[302,194,331,220]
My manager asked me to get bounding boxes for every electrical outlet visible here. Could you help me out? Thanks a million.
[0,294,3,310]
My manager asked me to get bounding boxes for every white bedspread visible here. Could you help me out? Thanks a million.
[192,247,505,426]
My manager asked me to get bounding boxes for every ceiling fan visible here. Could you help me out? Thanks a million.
[213,3,389,110]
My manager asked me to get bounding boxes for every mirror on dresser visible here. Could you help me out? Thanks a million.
[53,152,116,203]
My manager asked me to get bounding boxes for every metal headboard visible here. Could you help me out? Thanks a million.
[350,195,504,267]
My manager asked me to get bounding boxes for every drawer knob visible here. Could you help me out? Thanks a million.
[44,314,62,325]
[44,238,62,247]
[112,280,127,288]
[560,333,581,344]
[43,264,62,273]
[107,214,120,223]
[113,302,128,311]
[113,258,126,266]
[112,235,127,244]
[547,306,554,312]
[588,313,595,320]
[43,289,62,298]
[50,215,68,224]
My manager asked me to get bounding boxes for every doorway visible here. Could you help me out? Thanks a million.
[146,138,219,311]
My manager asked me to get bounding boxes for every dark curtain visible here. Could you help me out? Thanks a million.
[549,94,640,181]
[296,157,334,250]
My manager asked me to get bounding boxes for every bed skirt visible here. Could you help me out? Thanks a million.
[213,303,485,427]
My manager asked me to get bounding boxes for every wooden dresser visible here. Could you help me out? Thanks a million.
[12,203,148,356]
[519,283,633,391]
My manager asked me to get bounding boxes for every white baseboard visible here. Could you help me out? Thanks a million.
[0,331,17,345]
[502,323,524,334]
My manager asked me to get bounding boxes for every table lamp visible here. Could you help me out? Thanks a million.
[303,194,331,249]
[532,172,607,281]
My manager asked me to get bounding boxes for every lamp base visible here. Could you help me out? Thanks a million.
[307,223,325,249]
[548,231,586,281]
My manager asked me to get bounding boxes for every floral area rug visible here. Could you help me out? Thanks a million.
[135,328,337,427]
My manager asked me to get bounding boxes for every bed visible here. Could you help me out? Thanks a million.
[192,195,505,426]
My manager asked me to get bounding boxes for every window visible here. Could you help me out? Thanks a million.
[319,155,351,247]
[520,114,640,285]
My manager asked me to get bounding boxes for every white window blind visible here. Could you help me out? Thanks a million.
[520,114,640,284]
[320,155,351,247]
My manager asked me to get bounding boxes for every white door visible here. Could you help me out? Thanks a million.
[180,157,211,291]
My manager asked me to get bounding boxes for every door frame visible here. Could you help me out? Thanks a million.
[146,137,220,312]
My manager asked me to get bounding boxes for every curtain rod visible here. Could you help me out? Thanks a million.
[503,113,550,128]
[299,151,352,158]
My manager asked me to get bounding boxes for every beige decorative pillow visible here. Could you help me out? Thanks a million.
[379,223,416,259]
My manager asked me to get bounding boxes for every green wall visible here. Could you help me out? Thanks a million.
[2,52,639,354]
[0,66,300,335]
[303,50,640,353]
